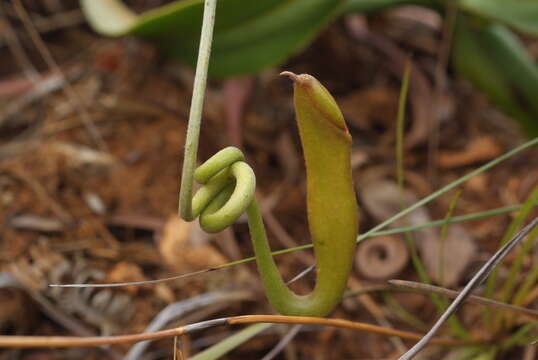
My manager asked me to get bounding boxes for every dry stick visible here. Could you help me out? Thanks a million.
[228,316,478,346]
[0,326,188,348]
[398,216,538,360]
[0,315,481,348]
[12,0,106,150]
[389,280,538,319]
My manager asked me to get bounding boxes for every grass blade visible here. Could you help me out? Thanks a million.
[190,323,273,360]
[398,217,538,359]
[499,187,538,303]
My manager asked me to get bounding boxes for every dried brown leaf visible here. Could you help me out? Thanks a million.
[158,215,226,272]
[438,136,503,169]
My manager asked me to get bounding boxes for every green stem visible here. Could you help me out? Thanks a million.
[247,200,350,316]
[179,0,217,220]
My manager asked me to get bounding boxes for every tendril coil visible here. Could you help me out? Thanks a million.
[189,146,255,234]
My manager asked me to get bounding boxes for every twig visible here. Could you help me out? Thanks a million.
[389,280,538,319]
[0,325,189,348]
[0,314,482,348]
[230,316,477,346]
[398,217,538,360]
[12,0,106,150]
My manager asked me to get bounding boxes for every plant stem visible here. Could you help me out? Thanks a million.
[179,0,217,220]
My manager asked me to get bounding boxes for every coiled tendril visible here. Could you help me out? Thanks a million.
[189,147,255,233]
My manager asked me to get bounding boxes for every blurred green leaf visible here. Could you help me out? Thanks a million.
[81,0,441,77]
[452,17,538,136]
[460,0,538,36]
[81,0,343,77]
